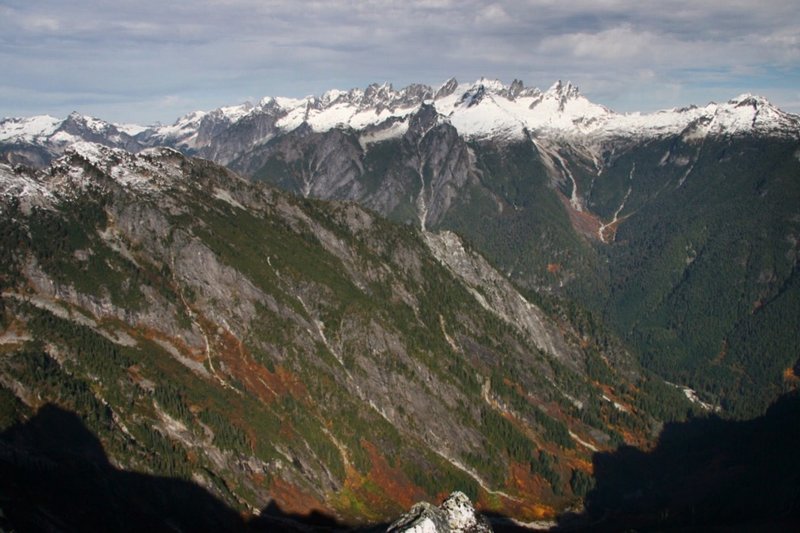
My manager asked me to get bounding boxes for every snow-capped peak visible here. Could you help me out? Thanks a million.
[60,111,116,135]
[138,78,798,150]
[729,93,769,107]
[217,102,253,122]
[56,141,184,193]
[149,110,208,148]
[474,77,507,93]
[435,77,459,99]
[702,93,794,135]
[4,78,798,170]
[0,115,62,142]
[114,122,150,136]
[546,80,580,100]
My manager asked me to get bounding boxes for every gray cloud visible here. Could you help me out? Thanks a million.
[1,0,798,123]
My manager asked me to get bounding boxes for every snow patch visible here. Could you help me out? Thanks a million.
[0,164,53,207]
[48,130,80,144]
[63,142,184,192]
[213,188,245,210]
[359,119,409,148]
[666,381,720,412]
[569,430,599,452]
[114,122,149,136]
[0,115,61,142]
[599,163,635,243]
[68,141,107,165]
[152,337,210,378]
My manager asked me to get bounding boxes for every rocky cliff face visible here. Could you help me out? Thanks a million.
[2,78,797,526]
[200,84,800,418]
[0,143,680,527]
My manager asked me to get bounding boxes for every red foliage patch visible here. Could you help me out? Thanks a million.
[269,477,332,517]
[557,193,602,241]
[360,440,427,510]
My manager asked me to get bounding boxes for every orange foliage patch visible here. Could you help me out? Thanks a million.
[568,458,593,474]
[360,440,427,510]
[126,364,149,388]
[557,193,602,241]
[269,477,332,517]
[783,367,800,384]
[712,339,729,364]
[546,263,561,274]
[507,461,547,499]
[200,318,307,405]
[185,449,199,464]
[333,439,427,519]
[476,464,556,522]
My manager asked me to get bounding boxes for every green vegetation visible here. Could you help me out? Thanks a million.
[489,373,574,450]
[0,385,29,431]
[569,468,594,497]
[439,141,607,302]
[601,138,800,417]
[530,450,562,494]
[480,406,536,465]
[2,140,768,523]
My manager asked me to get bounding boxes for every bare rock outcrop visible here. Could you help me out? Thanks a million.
[388,491,492,533]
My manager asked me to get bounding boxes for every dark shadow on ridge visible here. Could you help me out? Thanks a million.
[0,403,390,532]
[250,501,388,532]
[557,391,800,531]
[9,397,799,532]
[0,403,246,532]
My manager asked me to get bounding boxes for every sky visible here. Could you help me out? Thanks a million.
[2,0,799,125]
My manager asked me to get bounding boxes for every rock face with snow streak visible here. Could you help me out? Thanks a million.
[388,492,492,533]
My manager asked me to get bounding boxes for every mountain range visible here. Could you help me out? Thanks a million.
[1,78,799,529]
[4,78,798,168]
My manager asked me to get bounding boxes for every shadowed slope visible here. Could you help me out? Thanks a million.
[558,392,800,531]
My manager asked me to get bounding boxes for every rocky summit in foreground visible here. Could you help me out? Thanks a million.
[388,492,492,533]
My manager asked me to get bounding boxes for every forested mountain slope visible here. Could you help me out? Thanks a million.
[0,144,690,528]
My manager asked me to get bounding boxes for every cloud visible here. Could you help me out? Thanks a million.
[0,0,798,122]
[539,25,658,61]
